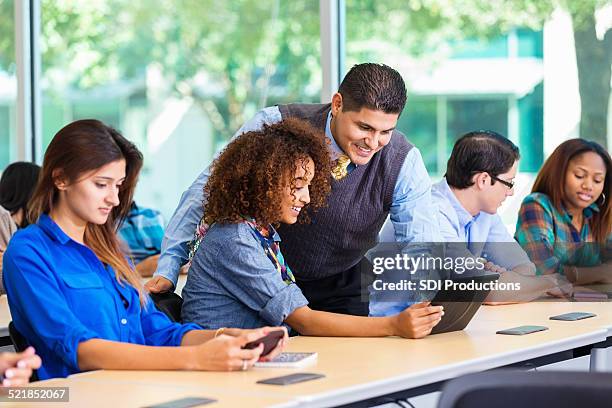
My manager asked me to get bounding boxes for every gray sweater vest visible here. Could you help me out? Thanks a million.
[277,103,413,280]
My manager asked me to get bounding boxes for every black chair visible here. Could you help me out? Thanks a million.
[149,292,183,323]
[437,370,612,408]
[8,321,38,382]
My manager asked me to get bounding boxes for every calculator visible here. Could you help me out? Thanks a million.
[254,352,318,368]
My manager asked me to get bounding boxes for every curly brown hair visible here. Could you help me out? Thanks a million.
[204,118,332,227]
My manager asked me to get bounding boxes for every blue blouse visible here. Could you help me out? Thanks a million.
[2,214,200,380]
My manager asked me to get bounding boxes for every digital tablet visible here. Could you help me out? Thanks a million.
[430,273,500,335]
[257,373,325,386]
[496,325,548,335]
[550,312,596,321]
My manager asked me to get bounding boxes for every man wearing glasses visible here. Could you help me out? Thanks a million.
[369,130,544,317]
[430,130,535,275]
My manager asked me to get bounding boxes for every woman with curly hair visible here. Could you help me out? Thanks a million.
[181,118,443,338]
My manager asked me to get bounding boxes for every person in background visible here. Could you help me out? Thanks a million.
[3,119,286,380]
[118,201,165,277]
[432,130,532,273]
[0,161,41,294]
[428,130,555,303]
[515,139,612,289]
[181,118,443,338]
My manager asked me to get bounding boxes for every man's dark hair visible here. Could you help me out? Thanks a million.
[445,130,520,189]
[337,63,407,114]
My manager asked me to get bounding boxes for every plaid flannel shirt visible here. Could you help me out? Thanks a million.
[515,192,608,275]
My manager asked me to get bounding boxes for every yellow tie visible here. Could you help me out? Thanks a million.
[331,154,351,180]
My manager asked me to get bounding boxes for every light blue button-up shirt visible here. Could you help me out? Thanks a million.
[432,178,532,269]
[155,106,440,285]
[369,178,534,317]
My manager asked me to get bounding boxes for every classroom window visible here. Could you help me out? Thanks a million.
[344,1,544,175]
[0,0,17,170]
[40,0,321,219]
[344,0,610,176]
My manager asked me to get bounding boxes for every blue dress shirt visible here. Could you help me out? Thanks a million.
[155,106,440,285]
[2,214,201,380]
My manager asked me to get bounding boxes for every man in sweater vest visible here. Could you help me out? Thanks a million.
[147,63,440,316]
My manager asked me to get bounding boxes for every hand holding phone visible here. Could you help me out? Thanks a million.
[242,329,286,357]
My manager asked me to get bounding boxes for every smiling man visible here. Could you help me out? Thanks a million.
[147,63,440,316]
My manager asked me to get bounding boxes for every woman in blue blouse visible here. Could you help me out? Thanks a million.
[2,119,286,380]
[181,118,443,338]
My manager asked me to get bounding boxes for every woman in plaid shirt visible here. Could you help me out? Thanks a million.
[515,139,611,284]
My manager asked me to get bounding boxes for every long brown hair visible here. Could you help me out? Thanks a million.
[28,119,146,304]
[532,138,612,244]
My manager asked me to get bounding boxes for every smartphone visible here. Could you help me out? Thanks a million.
[256,373,325,386]
[550,312,596,321]
[143,397,217,408]
[243,329,285,357]
[496,325,549,335]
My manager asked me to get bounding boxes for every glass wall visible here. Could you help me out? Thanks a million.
[0,0,17,170]
[345,0,546,176]
[3,1,609,227]
[344,1,610,230]
[40,0,321,219]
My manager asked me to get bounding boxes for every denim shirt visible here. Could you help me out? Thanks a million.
[155,106,440,285]
[2,214,200,380]
[515,192,609,275]
[181,222,308,329]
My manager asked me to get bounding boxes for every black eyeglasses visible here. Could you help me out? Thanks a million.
[490,174,515,189]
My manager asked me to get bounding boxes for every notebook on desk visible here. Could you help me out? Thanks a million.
[254,352,318,368]
[573,283,612,301]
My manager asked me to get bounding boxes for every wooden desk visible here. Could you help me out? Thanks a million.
[475,301,612,335]
[474,300,612,371]
[0,377,295,408]
[3,298,608,407]
[71,320,606,407]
